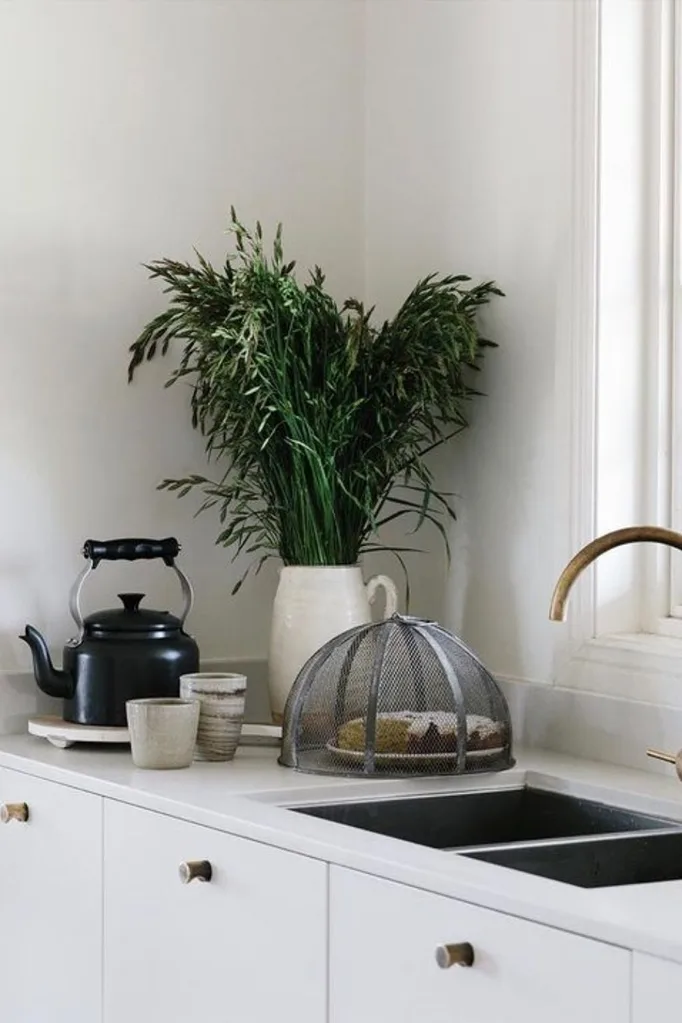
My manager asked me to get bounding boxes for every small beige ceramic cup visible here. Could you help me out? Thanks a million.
[180,672,247,762]
[126,698,200,769]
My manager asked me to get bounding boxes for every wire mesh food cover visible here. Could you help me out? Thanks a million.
[280,614,513,777]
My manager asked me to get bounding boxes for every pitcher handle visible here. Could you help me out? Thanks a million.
[366,575,399,619]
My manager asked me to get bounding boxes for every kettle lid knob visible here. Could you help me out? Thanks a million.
[118,593,144,613]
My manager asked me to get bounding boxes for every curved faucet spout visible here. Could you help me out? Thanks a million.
[549,526,682,621]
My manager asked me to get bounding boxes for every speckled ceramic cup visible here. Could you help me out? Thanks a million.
[126,698,200,770]
[180,672,247,762]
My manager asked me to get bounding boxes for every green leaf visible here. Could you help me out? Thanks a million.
[126,209,501,588]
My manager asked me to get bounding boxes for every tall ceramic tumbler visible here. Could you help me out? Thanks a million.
[180,672,247,762]
[268,565,398,724]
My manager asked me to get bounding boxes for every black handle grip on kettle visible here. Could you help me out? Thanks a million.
[82,538,180,568]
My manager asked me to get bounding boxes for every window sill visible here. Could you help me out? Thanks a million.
[559,632,682,708]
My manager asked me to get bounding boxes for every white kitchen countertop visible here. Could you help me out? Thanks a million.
[2,734,682,963]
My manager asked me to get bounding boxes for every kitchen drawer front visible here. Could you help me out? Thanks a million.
[330,866,631,1023]
[103,800,327,1023]
[0,768,103,1023]
[632,951,682,1016]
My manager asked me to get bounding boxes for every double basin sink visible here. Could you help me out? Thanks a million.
[292,786,682,888]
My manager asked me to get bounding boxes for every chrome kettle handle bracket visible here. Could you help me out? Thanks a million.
[68,538,194,635]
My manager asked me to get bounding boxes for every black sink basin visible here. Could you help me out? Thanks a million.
[465,829,682,888]
[291,786,675,850]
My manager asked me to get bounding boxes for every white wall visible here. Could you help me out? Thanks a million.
[364,0,575,686]
[0,0,364,711]
[0,0,585,733]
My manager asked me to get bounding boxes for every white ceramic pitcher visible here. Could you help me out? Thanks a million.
[268,565,398,723]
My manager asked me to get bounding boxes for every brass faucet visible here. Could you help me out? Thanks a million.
[551,525,682,780]
[549,525,682,622]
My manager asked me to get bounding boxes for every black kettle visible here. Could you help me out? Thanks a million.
[21,538,200,727]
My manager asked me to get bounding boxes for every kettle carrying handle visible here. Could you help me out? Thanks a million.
[69,537,194,634]
[82,537,180,567]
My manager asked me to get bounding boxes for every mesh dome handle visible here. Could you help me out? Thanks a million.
[365,575,398,619]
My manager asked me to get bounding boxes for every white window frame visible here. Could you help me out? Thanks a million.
[663,0,682,624]
[556,0,682,707]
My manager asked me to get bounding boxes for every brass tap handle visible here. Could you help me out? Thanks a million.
[435,942,475,969]
[646,748,677,765]
[646,747,682,781]
[0,802,29,824]
[179,860,213,885]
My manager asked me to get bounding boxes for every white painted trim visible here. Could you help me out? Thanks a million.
[653,613,682,638]
[500,675,682,773]
[644,0,676,624]
[594,0,656,632]
[568,0,600,647]
[667,0,682,612]
[552,0,600,671]
[555,633,682,707]
[555,0,682,706]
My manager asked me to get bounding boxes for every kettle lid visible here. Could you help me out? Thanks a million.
[84,593,182,634]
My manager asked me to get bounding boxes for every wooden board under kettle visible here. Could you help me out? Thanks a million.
[28,716,130,748]
[27,716,281,750]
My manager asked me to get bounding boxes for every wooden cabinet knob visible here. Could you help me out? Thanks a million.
[179,860,213,884]
[0,802,29,824]
[435,942,475,969]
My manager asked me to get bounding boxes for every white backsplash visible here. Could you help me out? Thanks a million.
[500,678,681,780]
[3,656,676,781]
[0,670,60,736]
[0,659,271,738]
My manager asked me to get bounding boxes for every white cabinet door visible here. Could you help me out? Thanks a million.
[0,768,103,1023]
[330,866,631,1023]
[632,951,682,1017]
[103,800,326,1023]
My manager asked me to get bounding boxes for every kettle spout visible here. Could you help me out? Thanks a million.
[20,625,75,700]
